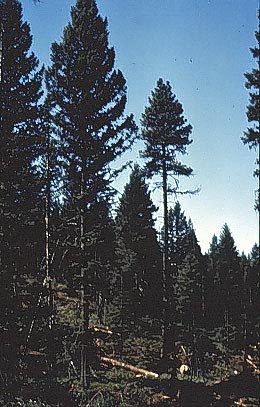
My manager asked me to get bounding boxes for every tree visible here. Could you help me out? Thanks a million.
[160,203,189,348]
[167,202,190,266]
[0,0,44,392]
[209,234,218,255]
[213,224,243,351]
[140,78,193,357]
[45,0,137,390]
[204,234,220,329]
[173,222,203,329]
[243,10,260,210]
[245,243,260,345]
[115,165,162,324]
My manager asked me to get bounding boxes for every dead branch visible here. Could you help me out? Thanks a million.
[100,356,159,378]
[56,291,79,303]
[93,326,113,335]
[211,374,230,385]
[26,350,47,356]
[246,357,260,374]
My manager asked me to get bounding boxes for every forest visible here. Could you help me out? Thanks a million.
[0,0,259,406]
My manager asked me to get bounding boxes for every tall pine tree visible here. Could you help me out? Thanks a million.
[140,78,193,357]
[45,0,137,390]
[0,0,44,392]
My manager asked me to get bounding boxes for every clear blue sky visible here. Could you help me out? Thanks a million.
[22,0,259,254]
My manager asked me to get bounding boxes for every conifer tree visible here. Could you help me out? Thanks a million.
[45,0,137,390]
[245,243,260,345]
[0,0,43,390]
[204,234,220,329]
[174,224,203,332]
[160,202,190,350]
[243,10,260,210]
[209,234,218,255]
[140,78,193,357]
[167,202,190,266]
[115,165,162,326]
[210,225,243,351]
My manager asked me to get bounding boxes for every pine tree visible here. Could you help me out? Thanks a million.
[243,10,260,210]
[45,0,137,390]
[0,0,44,391]
[140,78,193,357]
[209,234,218,255]
[167,201,190,265]
[115,165,162,325]
[245,243,260,345]
[174,224,203,332]
[160,203,189,351]
[204,234,220,329]
[215,224,243,351]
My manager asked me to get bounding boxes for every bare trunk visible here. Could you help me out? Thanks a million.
[45,134,54,330]
[162,143,170,358]
[80,171,90,391]
[0,22,3,84]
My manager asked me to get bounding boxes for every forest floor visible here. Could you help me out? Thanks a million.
[1,285,259,407]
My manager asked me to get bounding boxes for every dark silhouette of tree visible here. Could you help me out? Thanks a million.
[245,243,260,345]
[140,78,193,357]
[0,0,44,392]
[208,225,243,352]
[115,165,162,325]
[167,202,190,266]
[45,0,137,390]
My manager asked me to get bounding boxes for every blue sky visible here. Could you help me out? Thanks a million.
[22,0,259,254]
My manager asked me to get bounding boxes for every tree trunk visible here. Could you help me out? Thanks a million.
[0,22,3,84]
[162,143,170,358]
[45,132,54,330]
[80,170,90,391]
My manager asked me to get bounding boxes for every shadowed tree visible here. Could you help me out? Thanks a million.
[140,78,193,357]
[209,224,243,352]
[45,0,137,390]
[245,243,260,346]
[115,165,162,324]
[0,0,44,392]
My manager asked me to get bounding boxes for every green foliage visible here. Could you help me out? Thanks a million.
[167,202,190,264]
[45,4,137,375]
[140,78,193,181]
[140,78,194,359]
[46,0,137,205]
[0,0,44,390]
[1,2,259,405]
[243,9,260,148]
[0,399,51,407]
[115,165,162,325]
[242,9,260,210]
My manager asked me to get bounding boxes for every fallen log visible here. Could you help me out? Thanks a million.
[93,326,113,335]
[100,356,159,378]
[26,350,47,357]
[246,357,260,374]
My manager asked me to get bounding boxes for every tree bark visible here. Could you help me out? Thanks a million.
[0,22,3,84]
[45,132,54,330]
[162,143,170,358]
[80,170,90,391]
